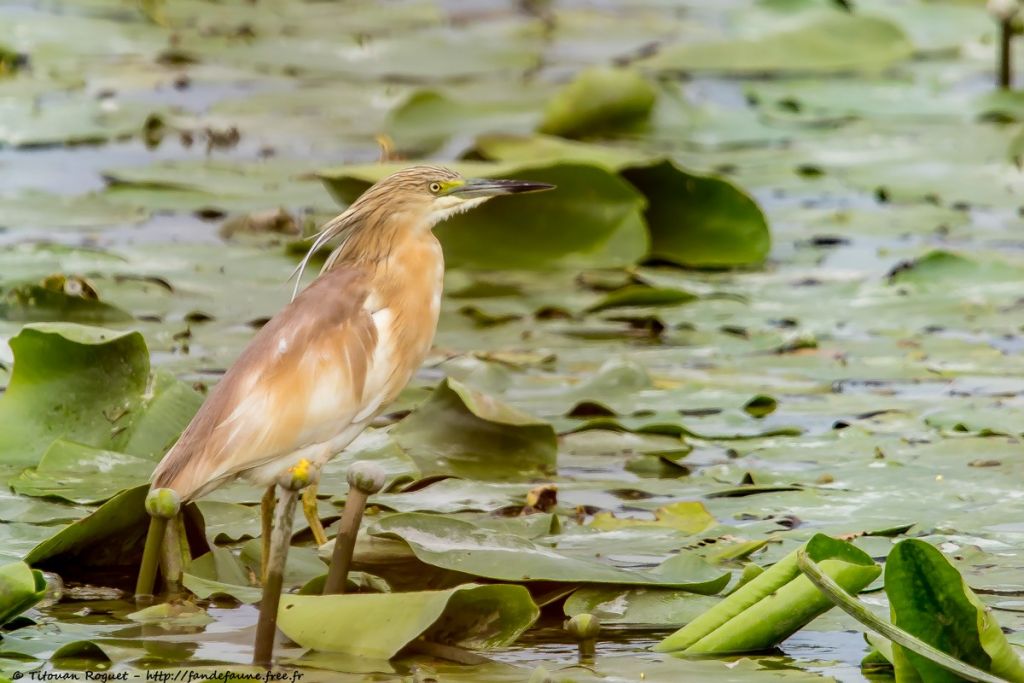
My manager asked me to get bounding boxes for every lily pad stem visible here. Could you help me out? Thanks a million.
[796,549,1010,683]
[1000,18,1014,89]
[323,462,385,595]
[135,487,181,604]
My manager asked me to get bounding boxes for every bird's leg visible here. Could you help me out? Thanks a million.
[260,485,275,584]
[301,484,327,547]
[135,488,181,605]
[323,462,385,595]
[253,459,313,668]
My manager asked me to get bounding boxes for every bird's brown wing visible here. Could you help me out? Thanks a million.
[151,266,378,500]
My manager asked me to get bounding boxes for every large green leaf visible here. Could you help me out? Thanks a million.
[655,534,880,653]
[886,539,1024,682]
[278,583,539,659]
[391,378,557,480]
[24,485,149,573]
[641,12,912,75]
[0,562,47,627]
[369,512,730,591]
[623,162,770,268]
[9,440,154,504]
[317,161,649,269]
[0,323,202,467]
[471,136,772,267]
[538,67,656,139]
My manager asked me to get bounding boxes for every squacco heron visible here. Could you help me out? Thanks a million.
[133,165,552,663]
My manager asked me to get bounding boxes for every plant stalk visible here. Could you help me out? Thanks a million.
[134,515,168,603]
[1000,18,1014,89]
[322,488,368,595]
[796,549,1010,683]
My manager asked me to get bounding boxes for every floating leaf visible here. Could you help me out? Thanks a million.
[371,512,729,592]
[622,162,770,268]
[587,284,697,312]
[538,67,656,139]
[590,501,716,535]
[0,280,133,324]
[0,562,46,626]
[641,12,912,75]
[278,583,539,659]
[0,323,201,467]
[9,440,153,504]
[24,485,148,574]
[392,378,557,480]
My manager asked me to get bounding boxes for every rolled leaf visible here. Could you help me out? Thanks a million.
[654,534,879,654]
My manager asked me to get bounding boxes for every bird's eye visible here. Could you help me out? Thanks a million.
[428,182,442,194]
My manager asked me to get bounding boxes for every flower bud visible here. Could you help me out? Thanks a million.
[347,461,386,494]
[144,487,181,519]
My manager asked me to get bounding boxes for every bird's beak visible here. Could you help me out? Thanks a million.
[450,178,556,199]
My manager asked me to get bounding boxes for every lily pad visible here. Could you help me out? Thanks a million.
[392,378,557,480]
[538,67,656,139]
[0,323,202,467]
[0,281,133,324]
[278,583,539,659]
[9,440,154,504]
[641,12,912,75]
[886,539,1024,682]
[370,512,730,592]
[622,162,770,268]
[0,562,47,627]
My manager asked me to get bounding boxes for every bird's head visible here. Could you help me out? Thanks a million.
[292,165,553,297]
[361,165,555,228]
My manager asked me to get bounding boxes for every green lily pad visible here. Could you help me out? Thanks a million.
[641,11,912,75]
[371,512,730,592]
[587,284,697,312]
[0,191,148,230]
[182,548,261,604]
[622,162,770,268]
[24,485,148,573]
[590,501,716,535]
[278,583,539,659]
[387,89,541,154]
[0,323,202,467]
[538,67,656,139]
[9,440,154,504]
[0,562,47,627]
[470,137,772,268]
[564,586,719,626]
[0,281,133,324]
[392,378,557,480]
[886,539,1024,682]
